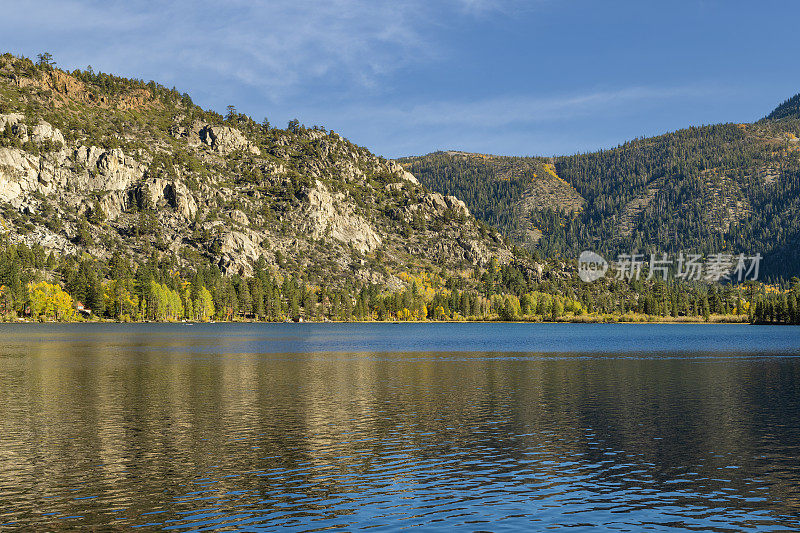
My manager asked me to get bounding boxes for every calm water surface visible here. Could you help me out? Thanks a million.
[1,323,800,531]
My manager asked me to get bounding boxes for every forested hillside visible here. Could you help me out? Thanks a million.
[767,93,800,121]
[397,151,583,251]
[403,98,800,278]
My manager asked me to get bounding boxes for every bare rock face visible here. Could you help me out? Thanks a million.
[0,143,147,222]
[216,229,264,275]
[302,180,382,253]
[0,148,36,203]
[0,116,65,147]
[139,177,171,209]
[37,150,73,188]
[168,181,198,220]
[415,192,470,220]
[229,209,249,226]
[1,119,28,143]
[0,147,72,206]
[458,237,490,265]
[356,268,404,292]
[16,226,78,257]
[0,113,25,134]
[137,178,198,220]
[199,125,261,156]
[74,146,145,192]
[426,192,448,212]
[30,121,65,145]
[39,69,89,102]
[302,130,328,142]
[401,171,419,185]
[445,195,470,217]
[99,190,128,220]
[388,161,420,185]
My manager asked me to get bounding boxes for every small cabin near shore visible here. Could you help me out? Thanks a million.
[74,302,92,317]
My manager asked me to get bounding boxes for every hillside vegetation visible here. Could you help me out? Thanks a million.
[767,93,800,121]
[402,98,800,278]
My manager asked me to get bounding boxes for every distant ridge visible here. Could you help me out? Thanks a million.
[766,93,800,121]
[404,92,800,277]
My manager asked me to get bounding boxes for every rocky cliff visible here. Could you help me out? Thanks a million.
[0,54,529,290]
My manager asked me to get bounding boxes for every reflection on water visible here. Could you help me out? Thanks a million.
[1,324,800,531]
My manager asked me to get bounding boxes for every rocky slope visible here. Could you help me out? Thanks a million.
[0,53,528,290]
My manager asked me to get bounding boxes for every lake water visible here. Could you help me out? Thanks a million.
[2,323,800,531]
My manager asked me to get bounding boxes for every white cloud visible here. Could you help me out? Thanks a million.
[0,0,514,99]
[0,0,740,159]
[305,83,737,157]
[454,0,530,15]
[323,84,725,129]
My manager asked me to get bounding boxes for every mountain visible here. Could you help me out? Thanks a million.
[401,100,800,277]
[766,93,800,121]
[0,53,797,324]
[0,52,531,300]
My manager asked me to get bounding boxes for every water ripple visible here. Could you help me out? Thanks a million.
[1,324,800,531]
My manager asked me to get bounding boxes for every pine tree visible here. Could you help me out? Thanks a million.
[36,52,55,68]
[777,295,788,324]
[238,278,252,317]
[88,271,105,316]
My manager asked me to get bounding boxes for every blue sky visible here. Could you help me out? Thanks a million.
[2,0,799,158]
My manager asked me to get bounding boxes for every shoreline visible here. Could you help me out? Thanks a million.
[0,316,760,325]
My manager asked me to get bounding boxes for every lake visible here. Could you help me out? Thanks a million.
[1,323,800,531]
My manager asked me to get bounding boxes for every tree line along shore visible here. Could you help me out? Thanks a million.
[2,241,798,325]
